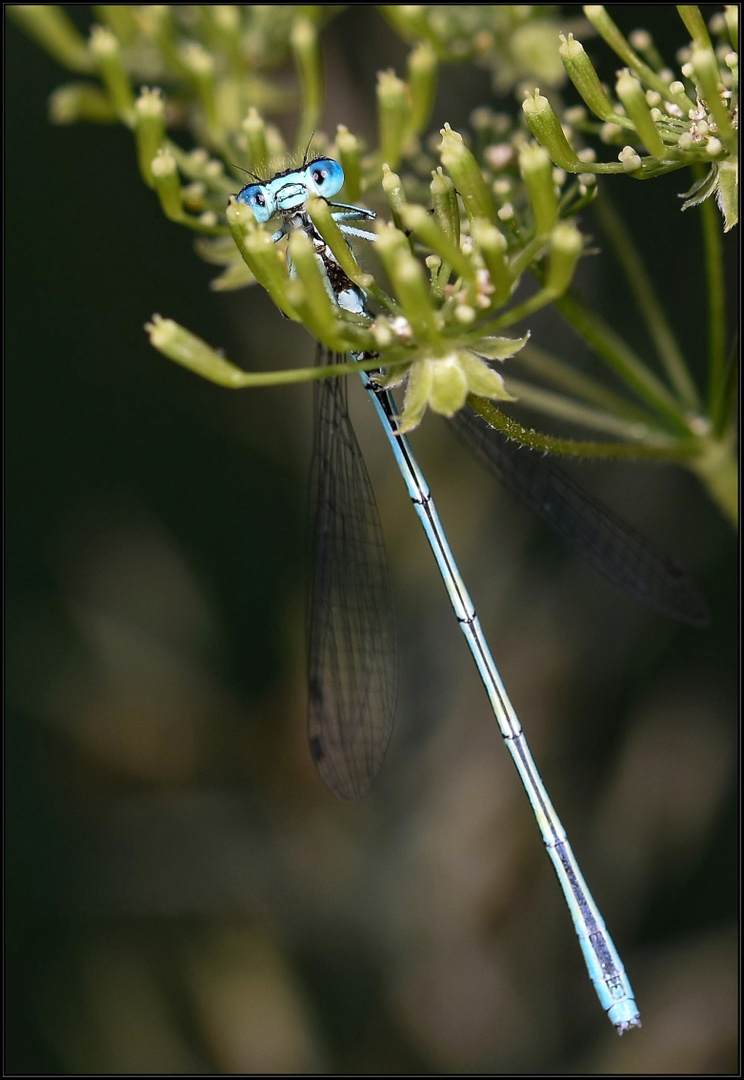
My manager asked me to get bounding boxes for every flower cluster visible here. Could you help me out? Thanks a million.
[379,5,573,93]
[9,6,738,502]
[524,6,738,229]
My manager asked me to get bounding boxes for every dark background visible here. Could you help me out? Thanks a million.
[6,6,737,1074]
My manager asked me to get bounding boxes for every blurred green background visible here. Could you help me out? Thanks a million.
[6,6,737,1074]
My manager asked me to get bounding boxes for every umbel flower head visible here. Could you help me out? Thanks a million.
[523,6,738,230]
[378,336,522,434]
[9,3,739,525]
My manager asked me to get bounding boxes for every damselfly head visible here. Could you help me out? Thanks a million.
[235,158,346,223]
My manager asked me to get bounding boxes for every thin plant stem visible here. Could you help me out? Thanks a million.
[554,293,692,433]
[518,343,666,428]
[468,396,703,463]
[593,194,701,410]
[699,180,728,434]
[502,378,677,443]
[474,285,559,333]
[688,432,739,527]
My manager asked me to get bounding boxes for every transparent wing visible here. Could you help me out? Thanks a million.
[450,408,709,627]
[307,349,397,800]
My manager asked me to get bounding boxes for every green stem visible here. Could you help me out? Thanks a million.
[593,194,700,409]
[554,292,693,432]
[507,234,547,281]
[147,316,413,389]
[518,343,665,429]
[688,434,739,527]
[503,378,675,442]
[676,5,714,50]
[719,343,738,445]
[291,18,323,155]
[699,178,727,433]
[480,285,560,331]
[163,346,413,389]
[467,396,703,462]
[174,215,229,236]
[584,6,694,111]
[8,4,94,73]
[231,354,402,386]
[165,140,235,194]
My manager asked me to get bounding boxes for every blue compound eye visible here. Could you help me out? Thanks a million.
[306,158,344,198]
[236,182,271,223]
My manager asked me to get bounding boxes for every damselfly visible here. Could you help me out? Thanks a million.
[236,156,706,1032]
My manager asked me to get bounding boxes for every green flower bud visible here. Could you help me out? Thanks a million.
[378,69,411,169]
[430,168,460,247]
[439,124,493,223]
[306,195,374,294]
[146,315,250,388]
[226,198,297,319]
[399,204,476,297]
[519,143,558,236]
[559,34,617,122]
[522,91,582,172]
[381,165,408,233]
[335,125,361,203]
[291,17,322,150]
[89,24,135,123]
[470,221,511,307]
[546,223,583,294]
[151,149,183,220]
[178,41,218,135]
[286,230,348,346]
[615,70,666,158]
[407,41,438,138]
[49,82,117,125]
[242,108,268,174]
[375,220,411,264]
[392,256,441,344]
[377,225,440,344]
[135,87,166,188]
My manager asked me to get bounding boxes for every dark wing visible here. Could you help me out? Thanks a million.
[307,348,397,800]
[449,408,709,627]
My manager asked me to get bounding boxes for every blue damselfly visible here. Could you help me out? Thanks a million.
[235,156,706,1032]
